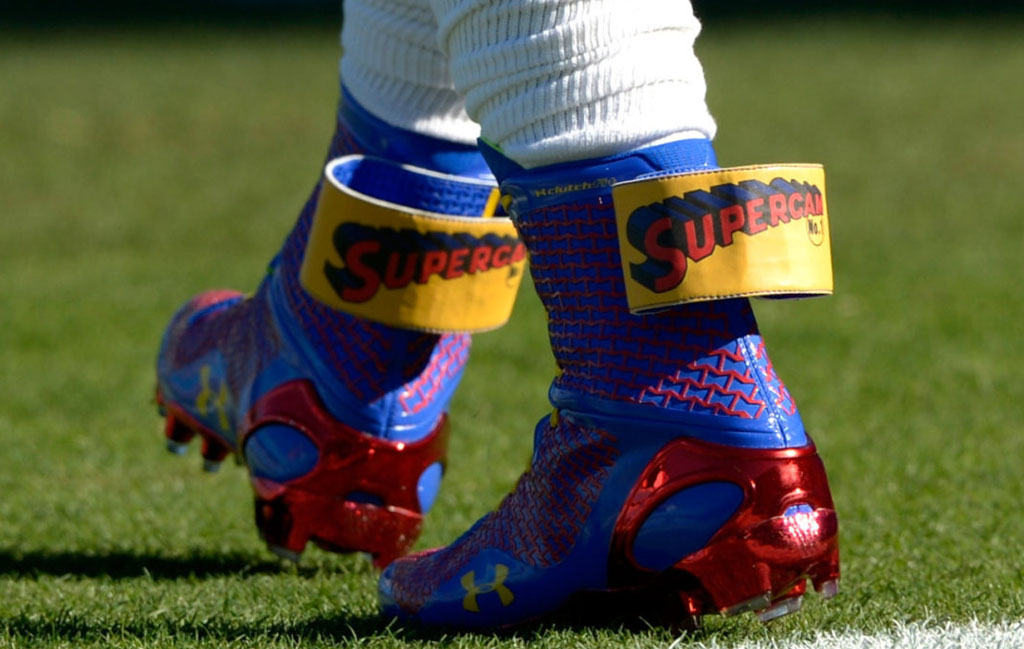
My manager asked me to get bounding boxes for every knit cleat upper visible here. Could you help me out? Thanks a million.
[155,94,523,567]
[379,138,839,626]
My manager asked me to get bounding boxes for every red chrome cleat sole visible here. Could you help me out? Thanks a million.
[157,380,449,568]
[609,436,839,625]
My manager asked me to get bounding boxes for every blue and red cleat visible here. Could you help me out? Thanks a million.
[155,91,507,567]
[379,139,840,627]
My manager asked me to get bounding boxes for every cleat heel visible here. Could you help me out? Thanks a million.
[681,506,837,616]
[609,437,839,621]
[610,434,835,618]
[244,383,449,568]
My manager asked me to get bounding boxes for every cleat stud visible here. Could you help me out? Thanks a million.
[724,593,771,617]
[202,458,222,473]
[166,439,189,456]
[757,595,803,624]
[661,591,702,632]
[268,544,302,564]
[817,578,839,600]
[164,414,196,445]
[200,436,231,464]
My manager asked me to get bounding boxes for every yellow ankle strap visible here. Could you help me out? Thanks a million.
[613,164,833,313]
[300,159,525,333]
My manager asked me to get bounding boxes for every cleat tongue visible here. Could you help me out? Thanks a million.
[268,544,302,563]
[166,440,189,456]
[757,595,803,623]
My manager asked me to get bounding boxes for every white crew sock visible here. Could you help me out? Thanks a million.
[341,0,480,144]
[428,0,717,168]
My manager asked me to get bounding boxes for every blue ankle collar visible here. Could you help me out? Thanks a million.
[340,87,492,179]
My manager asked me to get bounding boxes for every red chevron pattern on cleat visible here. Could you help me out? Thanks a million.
[517,204,788,421]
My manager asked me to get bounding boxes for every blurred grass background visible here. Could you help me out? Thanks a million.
[1,12,1024,648]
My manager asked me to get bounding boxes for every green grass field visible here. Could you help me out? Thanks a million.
[2,16,1024,648]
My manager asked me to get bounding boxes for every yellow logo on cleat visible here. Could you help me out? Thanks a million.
[196,365,231,433]
[461,564,514,612]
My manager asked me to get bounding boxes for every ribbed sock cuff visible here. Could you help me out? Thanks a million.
[430,0,716,168]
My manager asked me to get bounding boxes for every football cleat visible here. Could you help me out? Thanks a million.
[379,139,839,626]
[155,91,524,567]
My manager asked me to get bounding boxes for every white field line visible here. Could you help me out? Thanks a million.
[671,620,1024,649]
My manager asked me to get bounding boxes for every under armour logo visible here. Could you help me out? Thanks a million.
[461,564,514,612]
[195,365,230,433]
